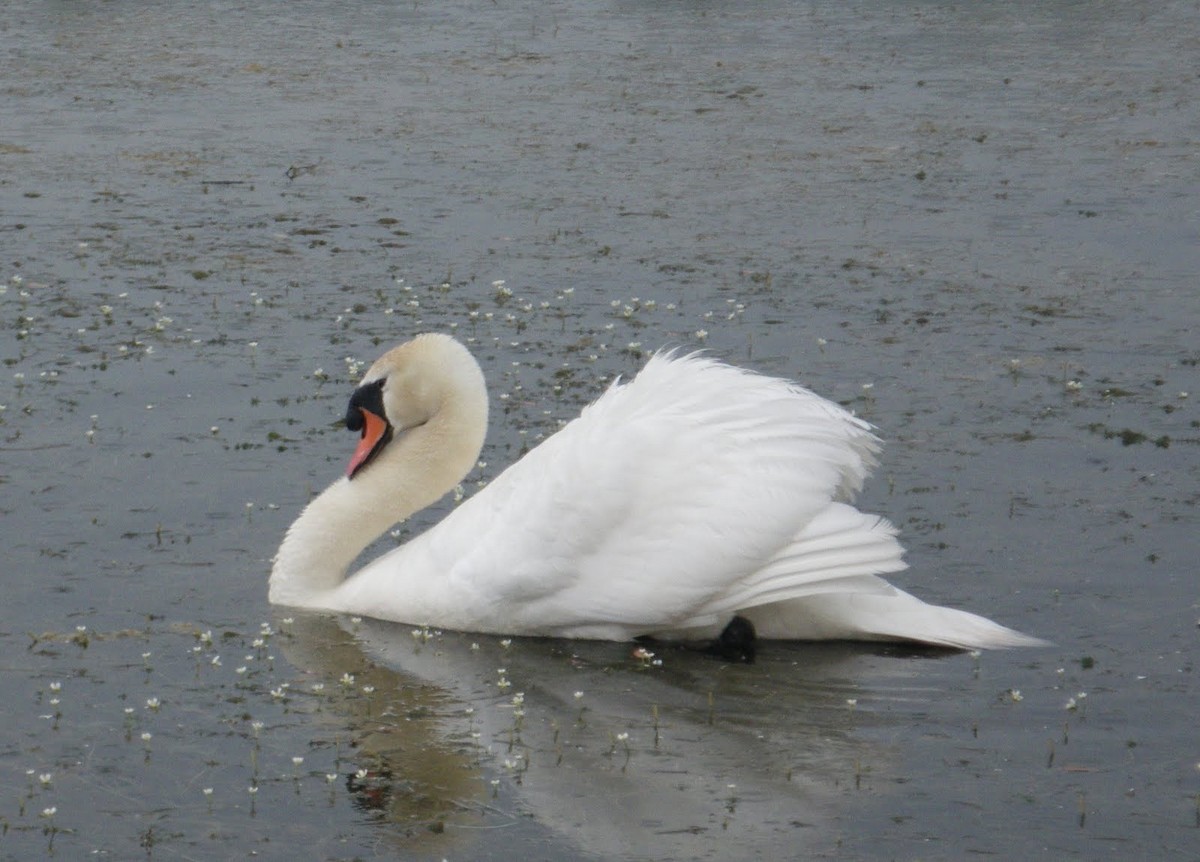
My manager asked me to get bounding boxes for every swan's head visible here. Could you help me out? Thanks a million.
[343,333,488,480]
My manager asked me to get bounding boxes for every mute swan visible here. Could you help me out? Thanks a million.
[271,333,1044,650]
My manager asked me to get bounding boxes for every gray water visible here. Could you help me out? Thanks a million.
[2,0,1198,858]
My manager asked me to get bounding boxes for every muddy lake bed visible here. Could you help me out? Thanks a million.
[2,0,1198,858]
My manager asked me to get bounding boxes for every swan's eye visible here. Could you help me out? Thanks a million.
[346,379,386,431]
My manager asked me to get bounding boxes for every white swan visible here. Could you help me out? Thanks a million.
[270,333,1044,650]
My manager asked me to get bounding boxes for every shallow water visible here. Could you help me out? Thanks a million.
[2,0,1198,858]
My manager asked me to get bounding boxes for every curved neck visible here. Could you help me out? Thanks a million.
[269,382,487,607]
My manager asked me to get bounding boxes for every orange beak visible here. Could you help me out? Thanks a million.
[346,407,390,478]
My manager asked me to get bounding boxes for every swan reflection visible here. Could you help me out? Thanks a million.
[277,611,954,858]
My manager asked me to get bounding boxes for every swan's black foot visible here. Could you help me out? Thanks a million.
[706,615,757,664]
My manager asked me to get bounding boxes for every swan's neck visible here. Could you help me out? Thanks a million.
[269,389,487,608]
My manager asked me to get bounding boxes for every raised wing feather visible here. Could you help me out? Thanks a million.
[401,351,884,637]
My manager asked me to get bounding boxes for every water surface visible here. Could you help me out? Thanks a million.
[2,0,1197,858]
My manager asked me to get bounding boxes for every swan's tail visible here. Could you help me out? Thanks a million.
[743,590,1049,649]
[707,503,1047,650]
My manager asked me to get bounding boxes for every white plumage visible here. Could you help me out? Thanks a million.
[270,333,1044,650]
